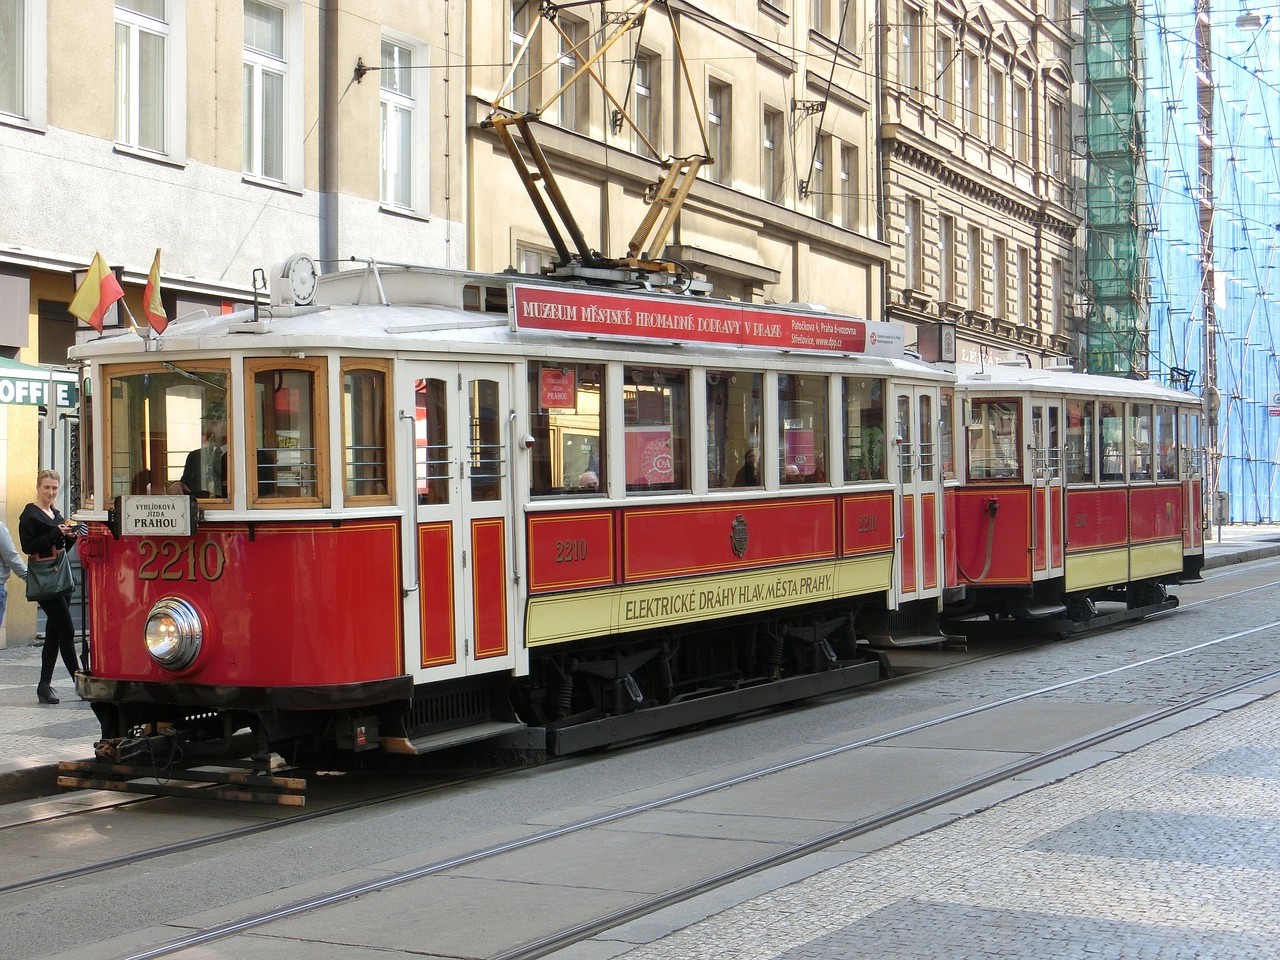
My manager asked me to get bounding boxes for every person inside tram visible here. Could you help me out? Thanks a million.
[578,470,599,492]
[171,412,227,498]
[733,449,759,486]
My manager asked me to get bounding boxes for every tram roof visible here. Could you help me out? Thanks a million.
[71,263,949,380]
[956,364,1201,405]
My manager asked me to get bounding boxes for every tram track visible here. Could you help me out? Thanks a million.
[4,562,1277,907]
[103,600,1280,959]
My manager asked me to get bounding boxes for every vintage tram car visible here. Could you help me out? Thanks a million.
[68,259,1204,771]
[71,258,956,765]
[947,364,1205,633]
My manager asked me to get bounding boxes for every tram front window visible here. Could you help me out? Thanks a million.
[106,364,230,504]
[249,361,325,505]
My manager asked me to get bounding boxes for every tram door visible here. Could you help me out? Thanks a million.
[1030,399,1065,577]
[893,385,944,603]
[405,363,516,681]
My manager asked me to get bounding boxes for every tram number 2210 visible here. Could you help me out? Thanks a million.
[554,538,589,563]
[138,539,228,582]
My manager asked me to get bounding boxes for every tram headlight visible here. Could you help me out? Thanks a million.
[144,598,203,671]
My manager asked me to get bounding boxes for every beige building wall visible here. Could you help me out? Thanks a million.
[879,0,1078,366]
[466,1,886,318]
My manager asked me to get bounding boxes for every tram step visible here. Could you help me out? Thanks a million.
[382,720,528,756]
[1019,603,1069,619]
[865,631,965,649]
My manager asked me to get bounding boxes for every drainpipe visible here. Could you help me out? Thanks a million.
[319,0,340,268]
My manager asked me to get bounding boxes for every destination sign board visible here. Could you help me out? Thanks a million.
[510,285,905,359]
[119,495,194,537]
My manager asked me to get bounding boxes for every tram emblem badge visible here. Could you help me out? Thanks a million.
[730,514,749,558]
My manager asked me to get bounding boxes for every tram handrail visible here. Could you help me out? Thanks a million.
[398,410,420,597]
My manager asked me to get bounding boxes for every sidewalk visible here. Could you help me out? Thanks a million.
[1,524,1278,803]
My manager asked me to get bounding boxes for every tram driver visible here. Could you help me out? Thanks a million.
[171,411,228,499]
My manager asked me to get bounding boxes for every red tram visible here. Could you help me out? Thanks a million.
[65,259,1204,778]
[947,365,1204,633]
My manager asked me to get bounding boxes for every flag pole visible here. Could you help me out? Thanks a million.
[119,299,150,340]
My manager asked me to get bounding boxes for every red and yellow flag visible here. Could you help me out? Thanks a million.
[68,252,125,333]
[143,249,168,334]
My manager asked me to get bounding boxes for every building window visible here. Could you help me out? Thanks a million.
[812,134,830,219]
[243,0,289,182]
[508,0,535,114]
[964,51,981,135]
[840,142,857,228]
[905,197,923,289]
[901,6,922,94]
[517,243,554,274]
[988,66,1005,150]
[1048,99,1067,179]
[936,31,955,121]
[1012,81,1029,162]
[762,107,783,203]
[838,0,856,48]
[993,236,1007,319]
[556,15,587,132]
[115,0,184,155]
[379,39,419,209]
[1051,258,1064,333]
[939,214,955,303]
[707,80,730,184]
[633,52,657,158]
[2,0,46,124]
[811,0,828,35]
[967,227,982,311]
[1017,246,1030,323]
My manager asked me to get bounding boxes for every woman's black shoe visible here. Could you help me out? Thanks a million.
[36,684,59,705]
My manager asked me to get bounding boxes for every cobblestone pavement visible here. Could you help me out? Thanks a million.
[597,690,1280,960]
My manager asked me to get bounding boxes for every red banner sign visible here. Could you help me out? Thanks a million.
[511,284,905,358]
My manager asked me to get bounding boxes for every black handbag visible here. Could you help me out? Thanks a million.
[26,549,73,602]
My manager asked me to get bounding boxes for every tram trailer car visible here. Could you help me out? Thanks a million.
[70,258,957,767]
[947,365,1205,634]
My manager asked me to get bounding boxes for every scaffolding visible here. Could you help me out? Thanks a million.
[1143,0,1280,521]
[1083,0,1149,375]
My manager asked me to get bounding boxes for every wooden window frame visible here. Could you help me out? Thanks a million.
[244,356,329,508]
[340,357,394,506]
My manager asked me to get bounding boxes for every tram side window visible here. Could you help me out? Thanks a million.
[249,361,326,505]
[1128,403,1153,481]
[527,363,605,497]
[967,398,1020,480]
[707,370,762,489]
[843,377,886,482]
[1099,401,1124,482]
[939,389,955,480]
[415,378,450,505]
[1066,400,1094,483]
[342,362,391,502]
[779,374,828,483]
[106,364,231,505]
[1182,411,1202,477]
[1155,403,1178,481]
[624,367,689,493]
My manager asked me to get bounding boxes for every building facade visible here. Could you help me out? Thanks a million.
[878,0,1078,366]
[0,0,467,644]
[466,1,886,318]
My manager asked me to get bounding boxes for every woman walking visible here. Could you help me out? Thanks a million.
[20,470,80,704]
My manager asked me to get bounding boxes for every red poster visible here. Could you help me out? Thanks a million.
[540,367,576,409]
[625,427,674,485]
